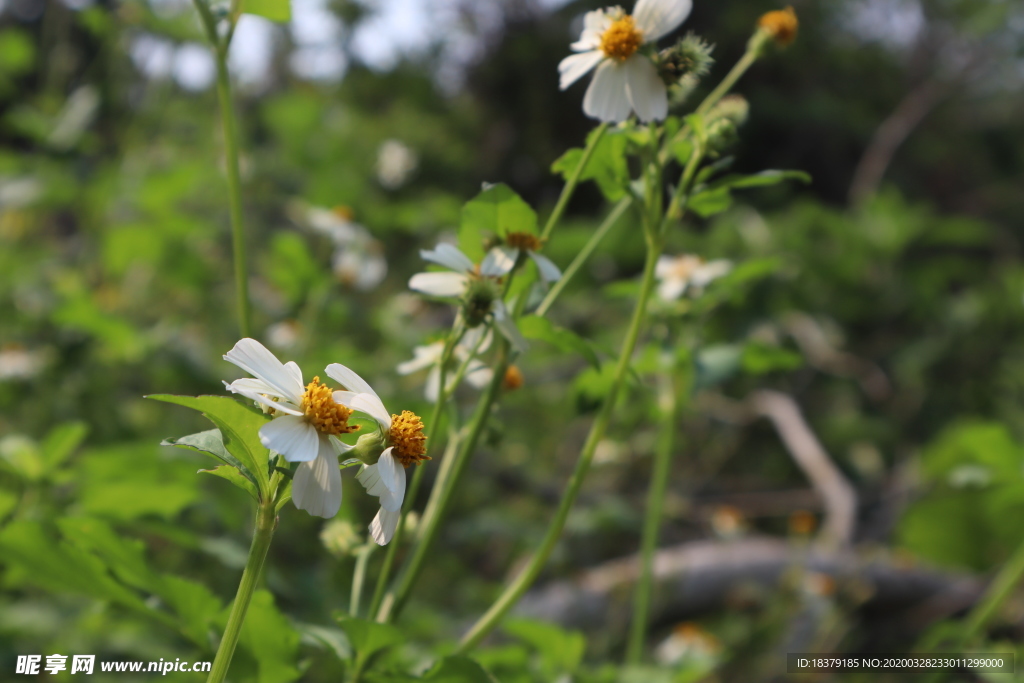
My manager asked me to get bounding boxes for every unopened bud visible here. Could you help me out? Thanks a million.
[462,277,500,328]
[756,6,798,48]
[655,33,715,86]
[350,430,386,465]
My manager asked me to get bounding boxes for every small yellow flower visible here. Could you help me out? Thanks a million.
[758,6,798,46]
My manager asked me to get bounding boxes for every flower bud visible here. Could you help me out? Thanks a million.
[350,430,387,465]
[655,33,715,86]
[462,277,500,328]
[752,6,798,53]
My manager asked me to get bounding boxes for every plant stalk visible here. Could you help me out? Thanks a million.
[541,123,608,241]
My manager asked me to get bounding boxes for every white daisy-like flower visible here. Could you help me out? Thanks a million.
[294,203,387,291]
[655,254,732,301]
[223,338,371,518]
[350,392,429,545]
[408,243,529,353]
[397,326,494,402]
[558,0,692,123]
[498,232,562,283]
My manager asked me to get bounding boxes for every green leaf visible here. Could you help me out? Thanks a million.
[41,421,88,471]
[518,315,599,368]
[551,128,630,201]
[297,622,352,662]
[0,488,16,521]
[149,395,271,499]
[503,618,585,675]
[241,0,291,21]
[200,465,260,502]
[423,656,499,682]
[706,169,812,191]
[237,591,302,683]
[460,183,537,261]
[163,428,259,489]
[57,517,157,591]
[687,187,732,218]
[336,615,403,662]
[160,575,223,647]
[741,342,803,375]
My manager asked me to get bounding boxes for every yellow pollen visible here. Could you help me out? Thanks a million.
[505,232,544,252]
[600,15,643,61]
[388,410,429,468]
[300,376,359,436]
[758,6,798,46]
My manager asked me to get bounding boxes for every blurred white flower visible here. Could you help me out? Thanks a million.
[397,326,494,401]
[559,0,692,122]
[223,338,366,518]
[265,320,302,350]
[655,254,731,301]
[408,243,528,352]
[376,139,418,190]
[0,345,46,381]
[655,622,721,667]
[350,392,429,545]
[292,203,387,290]
[499,232,562,283]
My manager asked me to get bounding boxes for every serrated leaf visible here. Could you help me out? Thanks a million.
[200,465,260,502]
[241,0,290,21]
[41,421,88,471]
[149,395,271,499]
[460,183,537,261]
[164,428,259,488]
[551,127,630,201]
[518,315,599,368]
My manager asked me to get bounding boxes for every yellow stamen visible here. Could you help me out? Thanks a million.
[301,376,359,436]
[389,410,429,468]
[505,232,544,252]
[758,6,798,46]
[600,15,643,61]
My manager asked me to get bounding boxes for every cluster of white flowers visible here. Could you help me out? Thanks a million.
[294,203,387,291]
[655,254,732,301]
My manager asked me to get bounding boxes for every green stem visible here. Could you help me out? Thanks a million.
[206,501,277,683]
[625,367,682,663]
[457,243,662,652]
[536,196,632,318]
[377,342,511,623]
[541,123,608,242]
[962,535,1024,645]
[367,324,465,619]
[350,544,374,618]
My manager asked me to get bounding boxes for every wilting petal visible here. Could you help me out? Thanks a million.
[530,252,562,282]
[368,507,401,546]
[409,272,467,297]
[223,338,304,404]
[558,50,605,90]
[583,60,632,123]
[624,55,668,122]
[259,415,319,462]
[420,243,474,273]
[292,441,342,518]
[633,0,692,42]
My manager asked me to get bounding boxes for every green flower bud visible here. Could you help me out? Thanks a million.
[462,276,500,328]
[655,33,715,87]
[350,430,387,465]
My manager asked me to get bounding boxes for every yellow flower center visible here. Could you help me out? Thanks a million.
[758,6,798,46]
[505,232,544,252]
[301,376,360,436]
[600,15,643,61]
[388,410,429,468]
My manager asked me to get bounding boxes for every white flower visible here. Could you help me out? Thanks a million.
[350,392,428,545]
[408,243,529,353]
[223,338,371,518]
[558,0,692,123]
[397,326,494,401]
[293,203,387,291]
[499,232,562,283]
[655,254,731,301]
[0,345,46,381]
[376,139,419,190]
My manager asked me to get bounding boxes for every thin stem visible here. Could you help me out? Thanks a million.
[377,342,511,623]
[961,536,1024,645]
[536,196,632,318]
[625,366,683,663]
[349,545,374,618]
[206,501,277,683]
[367,324,465,619]
[457,243,662,652]
[541,123,608,242]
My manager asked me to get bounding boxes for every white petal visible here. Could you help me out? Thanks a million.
[570,9,611,51]
[465,361,494,389]
[480,248,516,277]
[624,55,668,123]
[425,366,442,402]
[396,343,444,375]
[368,507,401,546]
[633,0,692,42]
[461,325,493,354]
[356,463,388,498]
[658,277,688,301]
[324,363,380,402]
[691,260,733,287]
[259,415,320,462]
[223,338,304,404]
[655,254,676,279]
[351,393,392,430]
[558,50,605,90]
[224,380,304,416]
[331,390,360,408]
[376,450,403,503]
[328,435,353,454]
[283,361,304,388]
[493,301,529,353]
[292,444,342,518]
[583,60,632,123]
[409,272,467,297]
[530,252,562,282]
[420,243,474,273]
